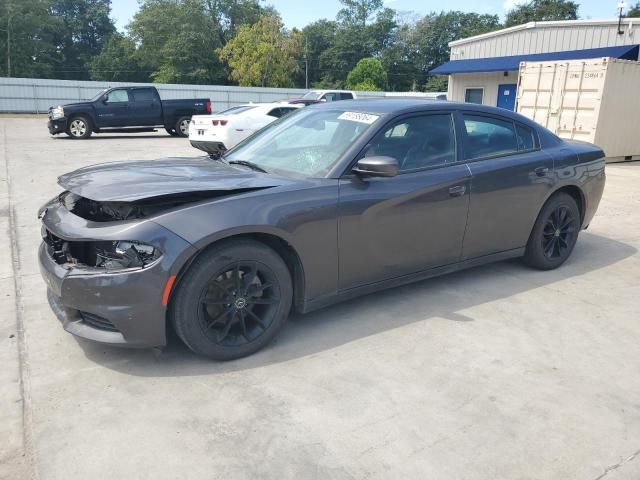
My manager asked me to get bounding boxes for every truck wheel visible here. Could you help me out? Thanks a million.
[175,117,190,137]
[165,128,179,137]
[66,116,92,139]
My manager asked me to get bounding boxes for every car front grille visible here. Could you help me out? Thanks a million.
[79,311,119,332]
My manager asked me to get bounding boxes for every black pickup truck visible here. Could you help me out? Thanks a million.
[48,86,211,139]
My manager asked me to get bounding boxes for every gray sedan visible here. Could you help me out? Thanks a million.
[38,99,606,360]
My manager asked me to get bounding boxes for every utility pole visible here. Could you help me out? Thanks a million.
[304,37,308,89]
[6,0,11,77]
[617,1,627,35]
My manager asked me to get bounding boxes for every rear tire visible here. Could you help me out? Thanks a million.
[170,240,293,360]
[524,192,580,270]
[165,127,179,137]
[66,115,92,139]
[175,117,190,137]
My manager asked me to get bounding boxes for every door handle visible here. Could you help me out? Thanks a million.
[534,166,549,177]
[448,185,466,197]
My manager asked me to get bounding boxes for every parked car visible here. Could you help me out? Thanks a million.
[47,86,211,139]
[288,90,357,106]
[38,99,605,360]
[189,102,303,156]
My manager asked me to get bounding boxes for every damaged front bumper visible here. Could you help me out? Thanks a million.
[38,200,197,347]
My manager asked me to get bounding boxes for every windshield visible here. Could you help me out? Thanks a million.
[224,108,380,177]
[302,91,322,100]
[217,105,256,115]
[89,89,107,102]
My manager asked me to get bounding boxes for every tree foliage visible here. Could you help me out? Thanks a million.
[217,15,302,87]
[628,2,640,17]
[505,0,579,27]
[346,57,388,90]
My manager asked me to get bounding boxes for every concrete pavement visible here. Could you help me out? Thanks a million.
[1,118,639,480]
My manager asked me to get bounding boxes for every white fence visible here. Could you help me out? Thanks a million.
[0,77,446,113]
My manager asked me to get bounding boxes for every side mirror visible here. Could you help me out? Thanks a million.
[101,97,108,104]
[352,156,399,178]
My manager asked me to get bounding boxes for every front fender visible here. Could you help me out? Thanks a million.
[153,183,340,303]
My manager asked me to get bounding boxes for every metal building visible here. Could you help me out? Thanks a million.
[431,19,640,111]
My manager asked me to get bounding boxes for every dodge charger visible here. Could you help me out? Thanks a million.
[38,100,606,360]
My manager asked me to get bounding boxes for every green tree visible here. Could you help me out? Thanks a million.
[218,15,302,87]
[505,0,579,27]
[318,6,396,87]
[0,0,61,78]
[87,33,149,82]
[628,2,640,17]
[49,0,116,79]
[418,11,502,72]
[337,0,384,27]
[302,20,338,86]
[346,57,388,90]
[129,0,226,84]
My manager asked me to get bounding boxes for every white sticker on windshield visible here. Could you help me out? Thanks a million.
[338,112,379,124]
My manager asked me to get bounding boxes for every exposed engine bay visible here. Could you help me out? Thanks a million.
[59,190,251,222]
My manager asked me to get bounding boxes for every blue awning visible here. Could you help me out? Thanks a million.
[431,44,640,75]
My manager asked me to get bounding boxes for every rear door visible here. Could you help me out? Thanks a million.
[128,88,161,126]
[94,88,131,127]
[460,112,555,259]
[337,112,471,290]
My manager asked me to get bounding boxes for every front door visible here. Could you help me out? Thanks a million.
[94,88,131,127]
[337,112,471,290]
[497,84,517,111]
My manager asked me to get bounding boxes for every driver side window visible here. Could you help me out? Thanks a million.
[363,113,456,171]
[104,89,129,103]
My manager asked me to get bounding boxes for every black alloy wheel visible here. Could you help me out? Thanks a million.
[541,205,576,260]
[198,262,280,346]
[524,192,580,270]
[170,240,292,360]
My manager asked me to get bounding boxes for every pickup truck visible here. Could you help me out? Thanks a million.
[287,90,357,106]
[48,86,211,139]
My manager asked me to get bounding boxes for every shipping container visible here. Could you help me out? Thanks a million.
[516,57,640,161]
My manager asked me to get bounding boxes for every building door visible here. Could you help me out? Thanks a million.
[497,84,517,111]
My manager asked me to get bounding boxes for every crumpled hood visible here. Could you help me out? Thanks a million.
[57,157,292,202]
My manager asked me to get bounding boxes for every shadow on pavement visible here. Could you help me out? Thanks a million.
[53,134,177,140]
[75,231,636,376]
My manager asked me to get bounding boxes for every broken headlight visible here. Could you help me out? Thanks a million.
[95,241,161,270]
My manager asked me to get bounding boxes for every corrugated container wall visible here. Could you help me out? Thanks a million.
[516,57,640,160]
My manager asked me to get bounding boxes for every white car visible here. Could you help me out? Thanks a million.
[189,102,303,155]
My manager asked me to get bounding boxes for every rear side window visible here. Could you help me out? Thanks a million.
[340,93,354,100]
[516,123,535,151]
[267,108,282,118]
[131,88,157,102]
[463,114,517,159]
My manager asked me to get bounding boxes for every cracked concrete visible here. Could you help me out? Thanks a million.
[1,118,640,479]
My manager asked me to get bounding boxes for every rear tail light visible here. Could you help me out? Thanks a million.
[220,120,228,126]
[212,119,229,126]
[206,100,212,113]
[212,120,218,126]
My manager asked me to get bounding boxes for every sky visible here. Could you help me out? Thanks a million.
[110,0,628,32]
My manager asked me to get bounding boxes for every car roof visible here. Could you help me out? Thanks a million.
[308,98,542,128]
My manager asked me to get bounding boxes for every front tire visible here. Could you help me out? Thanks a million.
[66,115,92,139]
[524,192,580,270]
[170,240,293,360]
[175,116,190,137]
